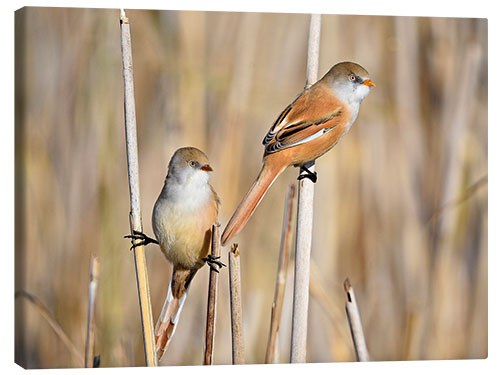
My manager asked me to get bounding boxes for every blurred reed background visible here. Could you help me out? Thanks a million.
[15,7,487,368]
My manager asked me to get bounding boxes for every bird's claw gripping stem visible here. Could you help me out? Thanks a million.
[298,165,318,183]
[203,254,226,273]
[124,230,159,250]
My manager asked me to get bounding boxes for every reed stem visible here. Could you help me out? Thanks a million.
[290,13,321,364]
[228,243,245,364]
[344,278,370,361]
[203,224,221,365]
[266,184,295,363]
[85,255,99,367]
[120,8,157,366]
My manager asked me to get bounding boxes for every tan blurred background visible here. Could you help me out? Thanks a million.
[15,7,487,368]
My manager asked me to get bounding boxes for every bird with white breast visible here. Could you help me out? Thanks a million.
[126,147,223,360]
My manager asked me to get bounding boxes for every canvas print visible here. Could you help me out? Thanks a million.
[15,7,487,369]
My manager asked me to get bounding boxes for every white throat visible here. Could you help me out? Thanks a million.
[161,170,212,211]
[332,82,370,127]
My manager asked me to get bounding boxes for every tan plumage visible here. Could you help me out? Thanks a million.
[221,62,374,246]
[150,147,220,360]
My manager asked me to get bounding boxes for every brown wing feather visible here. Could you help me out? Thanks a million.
[263,83,344,152]
[210,184,221,216]
[277,109,342,143]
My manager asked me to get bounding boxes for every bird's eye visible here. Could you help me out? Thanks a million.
[188,161,196,167]
[349,74,356,81]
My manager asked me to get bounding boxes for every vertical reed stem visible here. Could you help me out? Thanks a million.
[266,184,295,363]
[120,9,157,366]
[85,255,99,367]
[228,244,245,364]
[204,224,221,365]
[344,278,370,361]
[290,14,321,364]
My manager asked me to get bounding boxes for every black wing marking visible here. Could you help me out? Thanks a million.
[264,109,342,154]
[262,104,294,145]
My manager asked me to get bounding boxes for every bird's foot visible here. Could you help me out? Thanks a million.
[124,230,159,250]
[203,254,226,273]
[298,165,318,183]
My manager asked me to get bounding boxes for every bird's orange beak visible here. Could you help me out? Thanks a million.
[363,79,375,87]
[200,164,213,172]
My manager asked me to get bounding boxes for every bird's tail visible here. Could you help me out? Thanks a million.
[154,268,195,360]
[221,160,286,246]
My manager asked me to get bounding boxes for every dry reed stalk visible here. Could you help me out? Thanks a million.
[85,255,99,367]
[228,244,245,364]
[290,13,321,364]
[15,291,84,365]
[120,9,157,366]
[344,278,369,361]
[265,184,295,363]
[204,224,221,365]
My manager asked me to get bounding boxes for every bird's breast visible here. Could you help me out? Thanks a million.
[152,185,217,269]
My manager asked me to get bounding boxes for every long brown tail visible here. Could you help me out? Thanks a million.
[154,268,195,360]
[221,160,286,246]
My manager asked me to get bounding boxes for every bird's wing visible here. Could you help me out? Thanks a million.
[210,184,221,215]
[263,84,344,154]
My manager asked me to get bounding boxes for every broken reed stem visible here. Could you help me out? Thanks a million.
[344,278,370,361]
[266,184,296,363]
[204,224,221,365]
[120,9,157,366]
[15,291,84,365]
[85,255,99,368]
[290,13,321,364]
[228,244,245,364]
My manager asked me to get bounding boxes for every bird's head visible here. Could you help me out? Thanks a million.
[167,147,213,186]
[324,61,375,105]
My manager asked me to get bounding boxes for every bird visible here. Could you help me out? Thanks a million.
[221,61,374,246]
[125,147,223,360]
